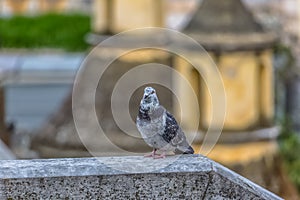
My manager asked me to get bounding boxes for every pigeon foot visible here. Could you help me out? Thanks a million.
[153,152,166,159]
[144,149,157,157]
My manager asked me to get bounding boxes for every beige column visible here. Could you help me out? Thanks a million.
[92,0,164,34]
[111,0,163,33]
[5,0,30,14]
[173,55,200,131]
[92,0,109,33]
[259,50,274,126]
[39,0,67,12]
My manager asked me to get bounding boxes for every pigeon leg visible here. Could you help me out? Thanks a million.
[153,152,166,159]
[144,149,157,157]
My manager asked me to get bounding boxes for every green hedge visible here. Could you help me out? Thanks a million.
[279,120,300,192]
[0,13,91,51]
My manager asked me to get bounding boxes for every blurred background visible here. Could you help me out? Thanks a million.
[0,0,299,199]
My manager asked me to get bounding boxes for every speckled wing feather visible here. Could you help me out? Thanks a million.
[161,111,179,145]
[161,111,182,145]
[160,110,194,155]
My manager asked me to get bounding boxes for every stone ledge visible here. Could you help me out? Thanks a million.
[0,155,282,199]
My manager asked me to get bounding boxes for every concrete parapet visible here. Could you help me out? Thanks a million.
[0,155,282,199]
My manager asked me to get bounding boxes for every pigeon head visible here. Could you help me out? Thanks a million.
[140,87,159,111]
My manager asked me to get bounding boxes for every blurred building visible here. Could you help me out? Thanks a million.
[0,54,82,131]
[245,0,300,134]
[172,0,291,197]
[93,0,164,33]
[29,1,298,198]
[0,0,92,16]
[32,0,173,158]
[176,0,278,138]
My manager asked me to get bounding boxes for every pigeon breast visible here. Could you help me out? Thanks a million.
[137,106,176,151]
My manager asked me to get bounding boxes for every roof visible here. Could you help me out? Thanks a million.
[184,0,263,34]
[183,0,277,51]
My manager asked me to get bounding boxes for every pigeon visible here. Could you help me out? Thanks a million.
[136,87,194,159]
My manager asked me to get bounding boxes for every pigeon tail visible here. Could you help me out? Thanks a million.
[183,146,194,154]
[175,145,194,154]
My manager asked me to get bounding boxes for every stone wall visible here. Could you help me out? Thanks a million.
[0,155,282,199]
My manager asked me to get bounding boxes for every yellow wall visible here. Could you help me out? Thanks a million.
[259,50,274,125]
[215,52,260,130]
[173,52,220,131]
[93,0,164,33]
[174,50,274,131]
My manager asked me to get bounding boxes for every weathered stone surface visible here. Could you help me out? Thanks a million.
[0,155,282,199]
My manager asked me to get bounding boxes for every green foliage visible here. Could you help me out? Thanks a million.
[273,43,295,79]
[278,119,300,191]
[274,43,294,63]
[0,13,91,51]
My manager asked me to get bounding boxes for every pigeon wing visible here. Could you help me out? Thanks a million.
[161,110,194,154]
[161,111,185,146]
